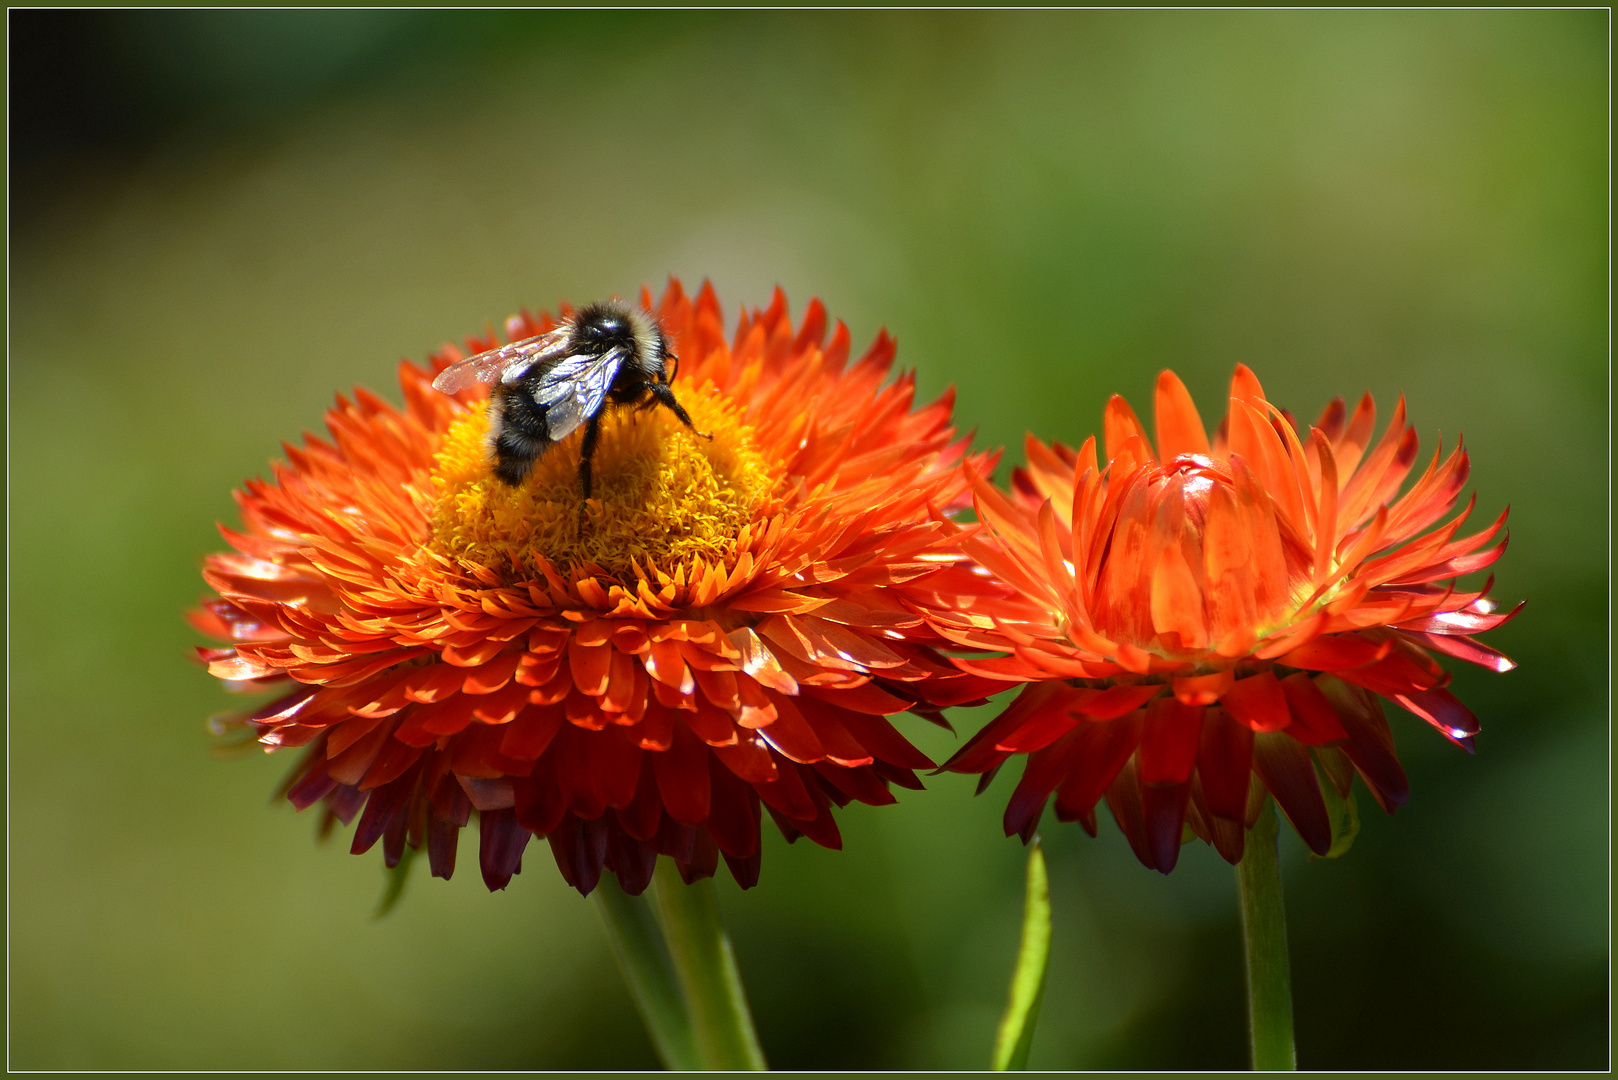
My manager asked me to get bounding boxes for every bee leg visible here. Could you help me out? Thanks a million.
[576,413,602,533]
[648,381,712,440]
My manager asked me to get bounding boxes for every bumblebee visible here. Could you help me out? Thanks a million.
[432,299,707,499]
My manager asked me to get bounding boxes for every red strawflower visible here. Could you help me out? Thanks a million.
[193,280,1001,895]
[939,365,1519,871]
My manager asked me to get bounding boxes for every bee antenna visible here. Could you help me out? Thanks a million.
[668,352,682,385]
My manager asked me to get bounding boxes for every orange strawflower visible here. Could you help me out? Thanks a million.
[939,365,1519,872]
[193,280,1000,895]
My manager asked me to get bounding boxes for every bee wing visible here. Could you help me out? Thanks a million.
[431,328,572,394]
[533,349,624,442]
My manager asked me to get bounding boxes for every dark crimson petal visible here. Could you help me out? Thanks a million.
[723,849,762,890]
[754,752,817,820]
[1320,677,1410,811]
[513,754,567,838]
[1103,757,1156,872]
[430,771,473,827]
[676,829,720,884]
[1142,780,1193,874]
[350,764,421,855]
[479,806,534,892]
[994,694,1083,754]
[811,761,895,806]
[381,802,411,869]
[617,756,666,842]
[1052,711,1145,822]
[654,815,698,863]
[1251,732,1332,856]
[1189,778,1245,865]
[1195,706,1253,821]
[942,681,1070,773]
[1074,802,1099,838]
[763,803,803,843]
[428,816,459,880]
[868,759,926,791]
[1003,728,1086,842]
[837,712,936,771]
[1388,687,1481,751]
[329,783,366,826]
[706,760,761,858]
[605,824,657,896]
[790,776,844,850]
[287,761,338,811]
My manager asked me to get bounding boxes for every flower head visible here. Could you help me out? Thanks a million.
[194,280,1000,895]
[941,365,1519,872]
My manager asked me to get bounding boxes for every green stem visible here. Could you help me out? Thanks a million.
[593,874,703,1071]
[651,859,768,1070]
[1236,801,1297,1071]
[991,838,1052,1070]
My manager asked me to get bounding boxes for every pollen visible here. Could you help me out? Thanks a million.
[427,384,778,578]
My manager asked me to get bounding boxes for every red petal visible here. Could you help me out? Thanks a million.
[1138,696,1204,784]
[1399,629,1516,674]
[1278,673,1348,745]
[1278,633,1391,671]
[1052,710,1146,822]
[654,721,712,826]
[757,695,830,763]
[587,728,644,810]
[1071,682,1164,719]
[1222,671,1291,733]
[1195,706,1253,821]
[712,732,779,785]
[835,713,934,770]
[1387,687,1480,751]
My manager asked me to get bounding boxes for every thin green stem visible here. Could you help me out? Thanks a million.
[593,874,703,1071]
[991,838,1052,1070]
[1236,801,1297,1071]
[651,859,768,1071]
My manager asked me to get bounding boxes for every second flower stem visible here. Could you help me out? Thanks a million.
[1236,800,1297,1071]
[593,874,703,1071]
[652,859,768,1071]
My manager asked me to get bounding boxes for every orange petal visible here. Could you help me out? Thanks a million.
[1228,363,1267,408]
[1173,670,1234,706]
[1153,370,1211,458]
[1104,394,1155,464]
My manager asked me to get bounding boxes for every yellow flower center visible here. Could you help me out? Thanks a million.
[427,383,775,578]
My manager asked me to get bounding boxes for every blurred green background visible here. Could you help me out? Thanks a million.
[9,9,1607,1070]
